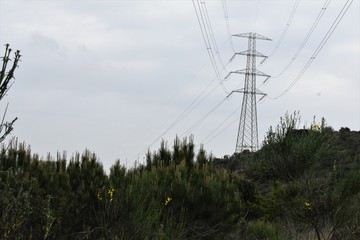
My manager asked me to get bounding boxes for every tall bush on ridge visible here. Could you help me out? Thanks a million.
[146,136,198,169]
[196,144,208,167]
[250,120,360,239]
[243,112,326,181]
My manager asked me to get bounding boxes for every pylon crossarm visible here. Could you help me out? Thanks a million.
[255,89,266,96]
[233,69,247,75]
[232,32,272,41]
[260,56,268,64]
[229,53,238,62]
[236,90,266,95]
[226,89,244,98]
[226,69,270,77]
[259,95,266,101]
[224,72,232,80]
[224,70,247,80]
[253,33,272,41]
[262,76,270,84]
[232,33,252,38]
[254,69,271,77]
[238,50,267,58]
[226,91,235,99]
[229,50,267,61]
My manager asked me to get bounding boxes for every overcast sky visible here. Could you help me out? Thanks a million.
[0,0,359,171]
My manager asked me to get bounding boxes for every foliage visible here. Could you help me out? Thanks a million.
[231,113,360,239]
[0,112,360,239]
[241,112,327,181]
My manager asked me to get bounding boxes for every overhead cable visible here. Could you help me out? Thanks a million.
[205,116,238,145]
[129,64,230,162]
[200,0,227,69]
[221,0,235,52]
[261,0,301,64]
[192,0,229,94]
[268,0,354,100]
[128,78,217,162]
[272,0,332,78]
[181,96,229,137]
[202,97,265,145]
[201,103,240,143]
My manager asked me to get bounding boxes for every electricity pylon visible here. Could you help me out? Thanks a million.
[225,33,271,152]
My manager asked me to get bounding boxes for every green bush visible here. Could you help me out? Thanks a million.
[1,114,359,239]
[246,220,283,240]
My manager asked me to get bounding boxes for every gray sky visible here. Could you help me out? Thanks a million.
[0,0,359,171]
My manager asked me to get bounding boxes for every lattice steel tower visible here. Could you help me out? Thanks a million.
[226,33,271,152]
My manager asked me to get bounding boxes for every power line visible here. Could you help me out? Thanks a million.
[221,0,235,52]
[261,0,300,64]
[181,95,229,137]
[205,116,239,145]
[201,102,240,143]
[128,78,217,162]
[271,0,300,56]
[189,79,245,143]
[268,0,354,100]
[127,1,239,160]
[128,64,231,162]
[200,0,227,69]
[151,60,232,144]
[202,96,266,145]
[271,0,332,78]
[179,76,246,138]
[192,0,229,94]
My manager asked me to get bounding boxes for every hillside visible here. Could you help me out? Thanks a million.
[0,115,359,239]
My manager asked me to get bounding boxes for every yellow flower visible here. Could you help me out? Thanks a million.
[97,191,102,201]
[108,187,115,202]
[304,201,312,209]
[311,123,320,131]
[165,196,172,206]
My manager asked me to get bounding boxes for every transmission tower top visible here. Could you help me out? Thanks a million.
[232,32,272,41]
